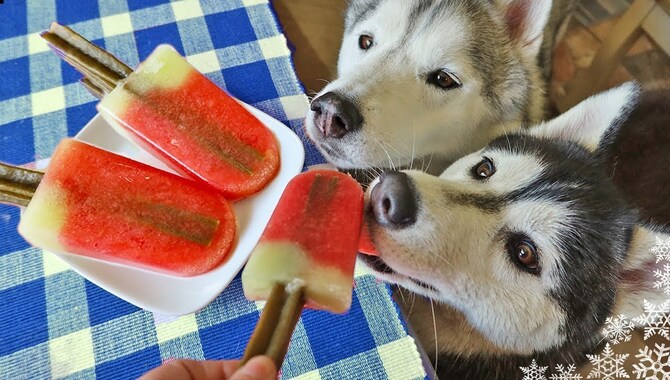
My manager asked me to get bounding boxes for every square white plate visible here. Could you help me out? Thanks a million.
[45,101,305,316]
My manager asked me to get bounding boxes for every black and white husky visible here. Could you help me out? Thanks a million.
[360,83,670,379]
[305,0,575,173]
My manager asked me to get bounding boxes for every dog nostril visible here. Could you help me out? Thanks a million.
[310,102,323,115]
[334,116,346,130]
[371,171,418,228]
[382,197,391,214]
[309,92,362,139]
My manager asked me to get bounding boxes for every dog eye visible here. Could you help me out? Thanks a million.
[508,238,540,274]
[427,70,461,90]
[471,157,496,180]
[359,35,374,50]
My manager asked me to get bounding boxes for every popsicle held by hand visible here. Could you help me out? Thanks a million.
[40,23,280,200]
[2,139,236,277]
[241,170,364,368]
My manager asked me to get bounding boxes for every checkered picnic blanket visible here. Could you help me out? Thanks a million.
[0,1,428,379]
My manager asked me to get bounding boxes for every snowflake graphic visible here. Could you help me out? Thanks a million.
[603,314,635,345]
[653,237,670,263]
[521,359,548,380]
[586,343,630,379]
[654,263,670,296]
[550,364,583,380]
[632,343,670,379]
[633,300,670,340]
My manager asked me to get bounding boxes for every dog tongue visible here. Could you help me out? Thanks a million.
[358,222,378,256]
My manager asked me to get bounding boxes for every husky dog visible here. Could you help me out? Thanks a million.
[360,83,670,379]
[305,0,575,173]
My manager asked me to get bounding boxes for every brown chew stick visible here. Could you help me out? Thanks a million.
[40,22,133,97]
[41,32,119,94]
[79,78,105,99]
[0,163,42,207]
[47,22,133,78]
[241,283,305,369]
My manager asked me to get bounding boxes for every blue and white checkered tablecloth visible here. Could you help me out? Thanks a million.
[0,1,428,379]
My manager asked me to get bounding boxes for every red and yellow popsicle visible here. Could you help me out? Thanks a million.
[11,139,236,277]
[41,23,280,200]
[241,170,364,367]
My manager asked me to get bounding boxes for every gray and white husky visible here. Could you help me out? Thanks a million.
[305,0,575,173]
[360,83,670,379]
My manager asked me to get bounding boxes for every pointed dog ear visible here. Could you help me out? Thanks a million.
[613,225,670,319]
[498,0,553,56]
[528,82,640,152]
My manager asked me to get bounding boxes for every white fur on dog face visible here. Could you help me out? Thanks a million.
[366,151,570,354]
[304,0,536,170]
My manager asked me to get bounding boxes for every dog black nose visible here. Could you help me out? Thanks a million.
[370,171,418,227]
[310,92,363,138]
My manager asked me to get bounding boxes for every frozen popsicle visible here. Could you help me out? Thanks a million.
[358,222,378,256]
[1,139,236,277]
[41,23,280,200]
[241,170,364,367]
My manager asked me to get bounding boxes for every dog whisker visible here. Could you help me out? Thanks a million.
[431,299,439,375]
[411,123,417,171]
[373,138,396,170]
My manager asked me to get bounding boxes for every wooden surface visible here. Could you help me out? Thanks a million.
[556,0,657,111]
[273,0,346,95]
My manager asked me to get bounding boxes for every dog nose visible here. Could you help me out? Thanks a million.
[370,171,417,227]
[310,92,363,138]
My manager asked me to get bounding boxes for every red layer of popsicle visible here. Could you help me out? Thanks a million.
[18,139,237,277]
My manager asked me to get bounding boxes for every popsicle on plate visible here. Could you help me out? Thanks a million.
[2,139,236,277]
[241,170,364,367]
[40,23,280,200]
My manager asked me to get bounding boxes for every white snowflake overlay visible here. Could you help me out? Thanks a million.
[655,264,670,296]
[521,359,548,380]
[632,343,670,379]
[634,299,670,340]
[550,364,583,380]
[653,237,670,263]
[603,315,635,345]
[586,343,630,380]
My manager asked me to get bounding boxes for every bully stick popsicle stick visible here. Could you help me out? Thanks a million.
[0,162,43,207]
[1,139,236,277]
[41,22,279,200]
[241,170,364,368]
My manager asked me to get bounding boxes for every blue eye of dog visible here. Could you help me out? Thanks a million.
[507,237,540,275]
[427,70,461,90]
[359,35,374,50]
[471,157,496,179]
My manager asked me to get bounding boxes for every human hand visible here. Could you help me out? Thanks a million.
[139,356,277,380]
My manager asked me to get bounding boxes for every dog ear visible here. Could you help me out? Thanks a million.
[612,225,670,319]
[499,0,552,55]
[527,82,640,152]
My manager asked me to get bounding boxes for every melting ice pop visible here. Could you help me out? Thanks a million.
[358,222,378,256]
[41,23,279,200]
[3,139,236,277]
[241,170,364,367]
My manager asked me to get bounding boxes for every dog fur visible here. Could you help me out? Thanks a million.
[360,83,670,378]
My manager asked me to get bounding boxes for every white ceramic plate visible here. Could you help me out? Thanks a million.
[46,102,305,315]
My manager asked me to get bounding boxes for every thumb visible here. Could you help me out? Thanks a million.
[230,356,277,380]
